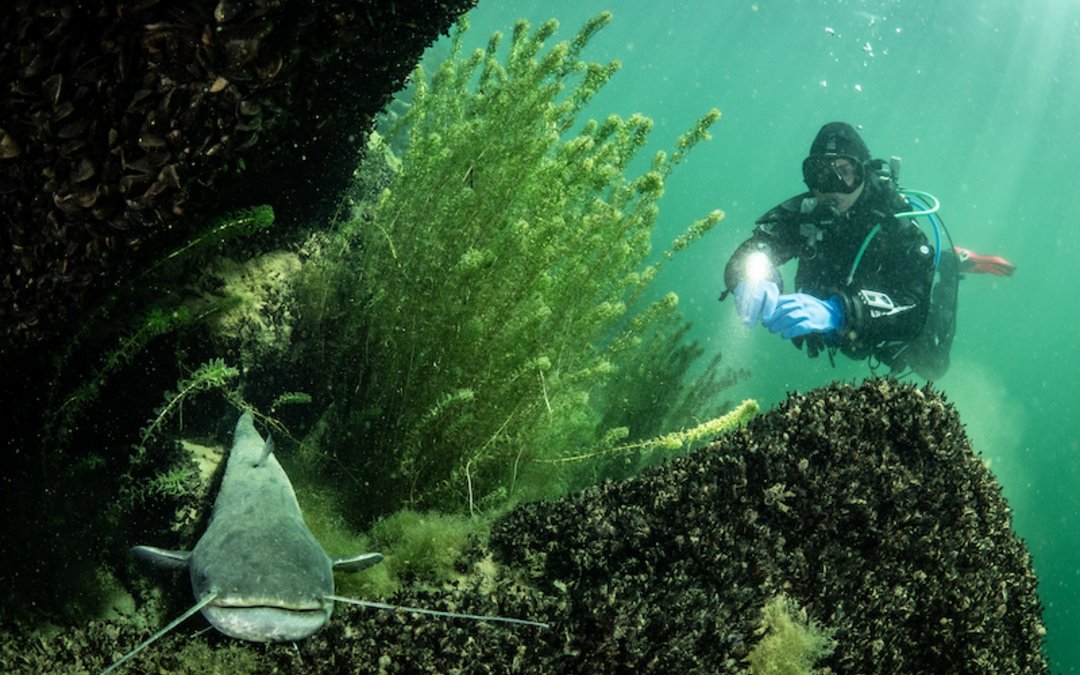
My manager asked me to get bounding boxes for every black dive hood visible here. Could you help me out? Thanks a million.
[802,122,872,194]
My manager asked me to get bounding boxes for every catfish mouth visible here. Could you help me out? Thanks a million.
[204,598,331,642]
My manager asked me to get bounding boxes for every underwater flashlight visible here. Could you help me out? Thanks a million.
[744,250,773,283]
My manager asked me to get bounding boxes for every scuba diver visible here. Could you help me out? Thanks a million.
[722,121,1014,379]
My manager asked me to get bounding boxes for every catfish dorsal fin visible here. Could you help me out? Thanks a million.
[98,593,217,675]
[255,436,274,467]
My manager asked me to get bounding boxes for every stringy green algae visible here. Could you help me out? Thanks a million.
[746,594,837,675]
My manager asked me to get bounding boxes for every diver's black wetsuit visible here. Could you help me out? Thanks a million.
[724,179,936,367]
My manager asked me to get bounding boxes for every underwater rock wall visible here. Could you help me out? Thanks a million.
[4,379,1045,673]
[0,0,474,358]
[0,2,473,601]
[491,377,1047,672]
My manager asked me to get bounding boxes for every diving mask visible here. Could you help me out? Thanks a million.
[802,154,864,194]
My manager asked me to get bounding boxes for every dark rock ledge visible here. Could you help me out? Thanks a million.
[2,379,1046,674]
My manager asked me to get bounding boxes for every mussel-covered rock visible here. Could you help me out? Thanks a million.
[0,0,476,359]
[0,380,1047,673]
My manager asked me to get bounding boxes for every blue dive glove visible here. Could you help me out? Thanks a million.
[733,280,780,327]
[764,293,845,340]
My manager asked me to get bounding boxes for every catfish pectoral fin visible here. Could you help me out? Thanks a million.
[131,545,192,570]
[331,552,384,573]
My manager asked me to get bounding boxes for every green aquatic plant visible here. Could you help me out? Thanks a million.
[290,480,490,600]
[146,466,198,499]
[546,398,760,464]
[54,205,273,369]
[270,391,313,412]
[47,302,239,459]
[746,594,836,675]
[132,358,240,462]
[138,205,275,281]
[303,13,730,520]
[43,206,274,461]
[366,509,480,589]
[588,293,751,479]
[10,205,275,624]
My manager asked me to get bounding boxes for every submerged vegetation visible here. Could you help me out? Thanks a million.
[3,204,274,626]
[131,358,240,462]
[7,9,750,636]
[43,205,275,466]
[299,13,743,522]
[746,594,837,675]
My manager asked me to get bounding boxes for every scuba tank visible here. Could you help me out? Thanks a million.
[869,155,959,379]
